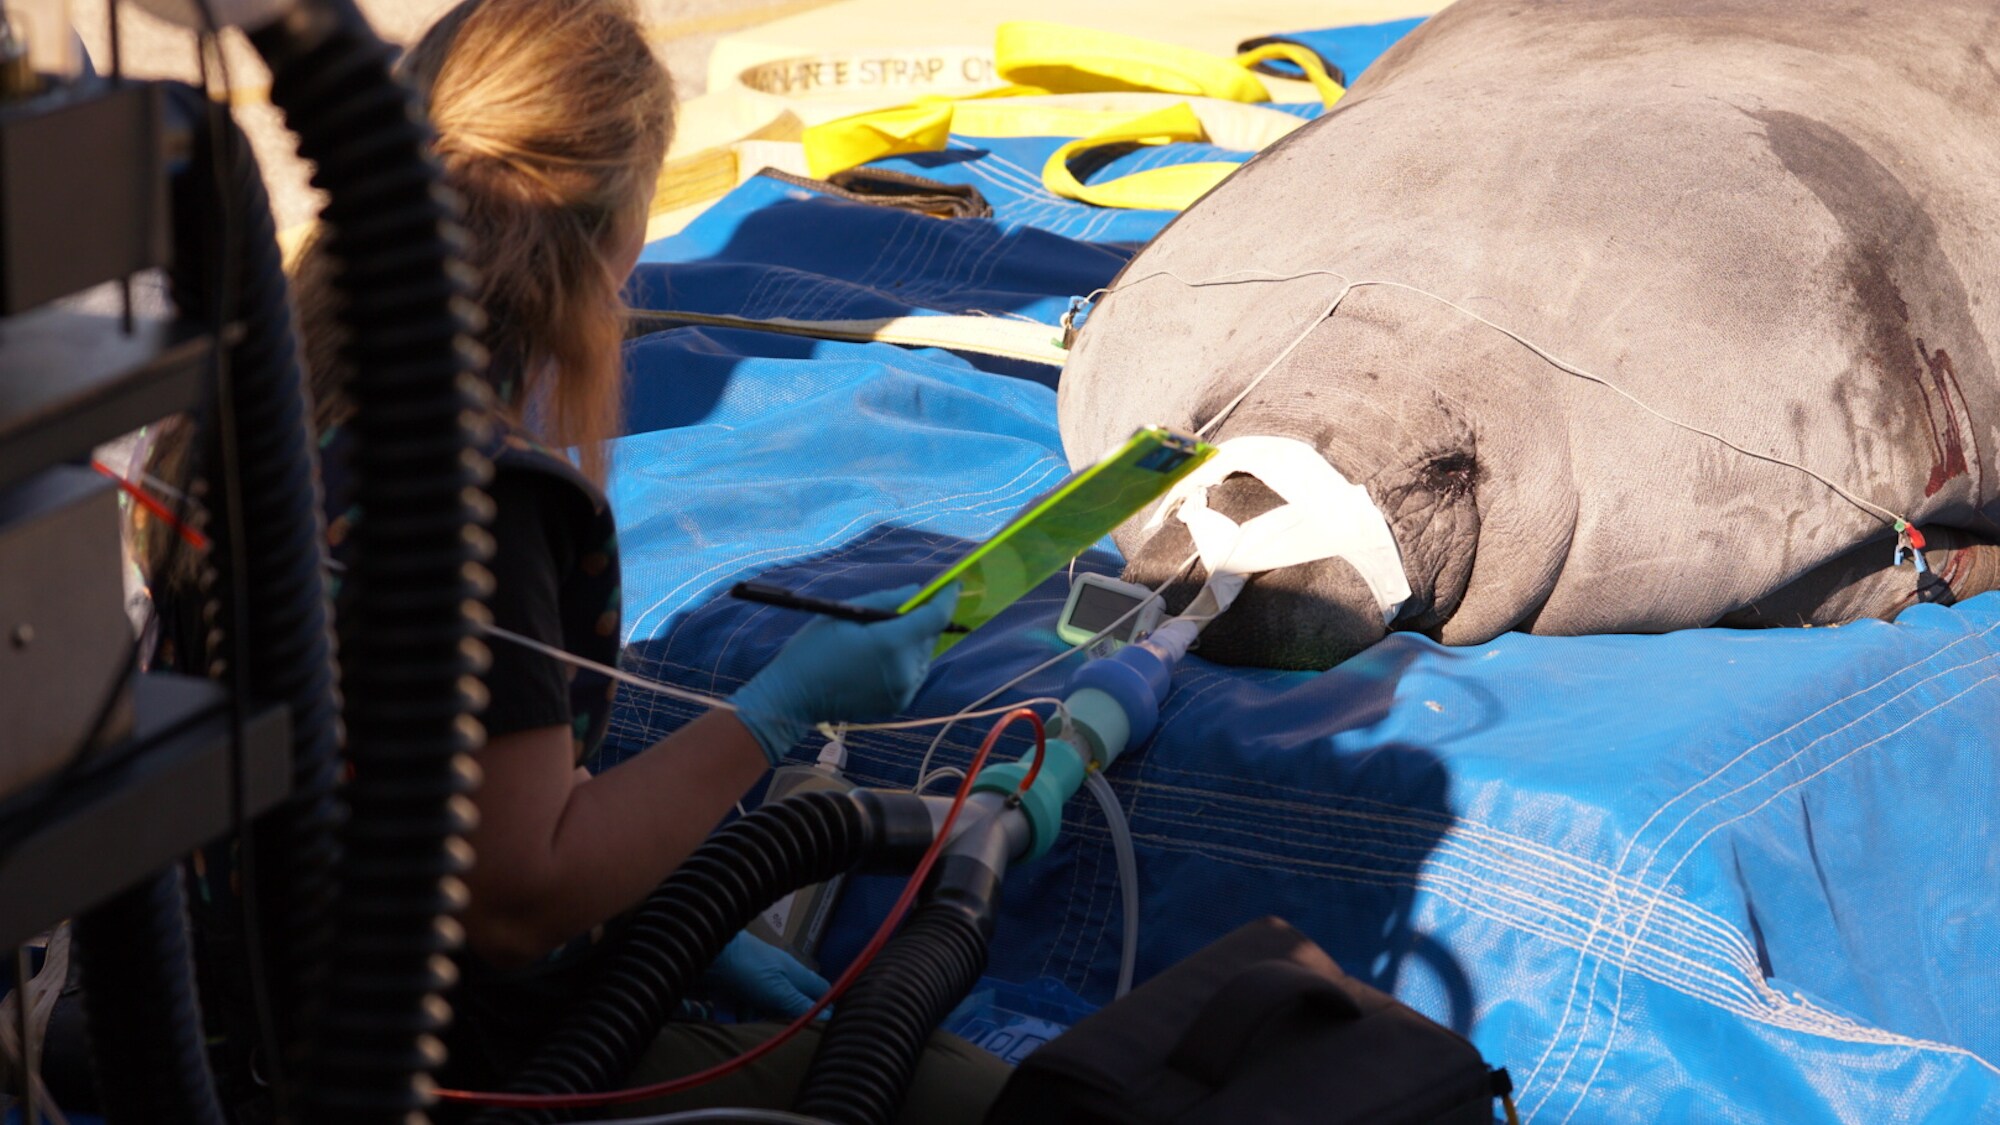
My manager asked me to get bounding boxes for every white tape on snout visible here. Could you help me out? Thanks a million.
[1146,436,1410,624]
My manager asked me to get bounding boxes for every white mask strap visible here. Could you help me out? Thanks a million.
[1146,435,1410,625]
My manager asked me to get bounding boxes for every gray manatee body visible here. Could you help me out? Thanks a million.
[1058,0,2000,669]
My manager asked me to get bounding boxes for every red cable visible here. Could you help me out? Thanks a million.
[90,460,209,550]
[1009,709,1048,797]
[434,705,1047,1110]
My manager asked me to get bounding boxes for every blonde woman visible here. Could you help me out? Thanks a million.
[297,0,1007,1117]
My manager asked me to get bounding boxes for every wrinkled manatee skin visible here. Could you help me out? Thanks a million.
[1057,0,2000,669]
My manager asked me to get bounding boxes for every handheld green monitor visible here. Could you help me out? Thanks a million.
[900,426,1216,649]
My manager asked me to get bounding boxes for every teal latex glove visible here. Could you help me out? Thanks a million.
[731,583,959,765]
[705,930,830,1020]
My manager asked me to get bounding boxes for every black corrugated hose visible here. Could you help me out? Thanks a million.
[478,790,933,1125]
[72,77,346,1125]
[245,0,488,1120]
[157,79,347,1110]
[792,901,990,1125]
[72,867,227,1125]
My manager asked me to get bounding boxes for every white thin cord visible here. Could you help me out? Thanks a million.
[1093,267,1909,527]
[1117,266,1355,293]
[1083,768,1141,999]
[1195,279,1355,441]
[1362,279,1908,525]
[815,698,1069,737]
[479,623,1068,737]
[481,622,741,712]
[916,767,965,793]
[908,555,1199,792]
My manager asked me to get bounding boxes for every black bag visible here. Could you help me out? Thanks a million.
[985,917,1511,1125]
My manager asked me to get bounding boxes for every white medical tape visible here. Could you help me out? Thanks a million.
[1145,435,1410,624]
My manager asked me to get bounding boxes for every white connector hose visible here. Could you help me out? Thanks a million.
[1082,768,1141,999]
[910,556,1198,791]
[1069,567,1244,1001]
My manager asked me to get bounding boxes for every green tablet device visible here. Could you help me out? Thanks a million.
[900,426,1216,650]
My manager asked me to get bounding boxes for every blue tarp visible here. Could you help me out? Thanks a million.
[605,329,2000,1124]
[629,172,1136,329]
[604,16,2000,1121]
[629,112,1328,327]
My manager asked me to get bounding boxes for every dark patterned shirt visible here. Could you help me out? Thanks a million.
[322,420,623,766]
[322,416,627,1090]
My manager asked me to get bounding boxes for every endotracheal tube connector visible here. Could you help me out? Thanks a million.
[968,627,1186,862]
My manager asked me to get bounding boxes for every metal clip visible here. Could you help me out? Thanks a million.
[1893,519,1930,574]
[1058,294,1095,350]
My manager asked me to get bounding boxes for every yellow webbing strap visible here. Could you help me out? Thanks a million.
[1039,102,1233,210]
[1233,41,1347,108]
[798,21,1345,207]
[803,98,955,178]
[993,21,1272,103]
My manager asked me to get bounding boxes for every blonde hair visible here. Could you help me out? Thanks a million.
[300,0,675,484]
[137,0,670,587]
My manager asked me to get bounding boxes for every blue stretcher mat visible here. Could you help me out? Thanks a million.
[604,329,2000,1124]
[604,17,1999,1121]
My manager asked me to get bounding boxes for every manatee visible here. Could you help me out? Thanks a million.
[1058,0,2000,669]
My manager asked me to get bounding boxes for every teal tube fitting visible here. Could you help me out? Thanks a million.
[971,690,1135,861]
[971,737,1087,862]
[1061,688,1133,770]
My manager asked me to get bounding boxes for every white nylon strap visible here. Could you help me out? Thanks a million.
[1146,435,1410,624]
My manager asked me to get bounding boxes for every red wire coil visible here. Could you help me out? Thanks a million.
[1008,709,1048,797]
[435,705,1050,1110]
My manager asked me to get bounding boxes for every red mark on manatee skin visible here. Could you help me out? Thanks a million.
[1914,339,1975,497]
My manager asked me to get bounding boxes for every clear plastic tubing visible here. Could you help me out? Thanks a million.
[1082,769,1141,998]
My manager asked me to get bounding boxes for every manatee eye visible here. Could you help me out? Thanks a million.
[1421,451,1482,498]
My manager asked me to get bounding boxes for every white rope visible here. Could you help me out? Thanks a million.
[481,622,739,712]
[479,622,1068,736]
[815,698,1069,736]
[916,767,966,793]
[1089,267,1910,527]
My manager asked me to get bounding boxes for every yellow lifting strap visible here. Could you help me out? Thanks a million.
[1038,102,1229,211]
[799,21,1344,210]
[803,99,957,178]
[995,21,1275,103]
[1232,41,1350,108]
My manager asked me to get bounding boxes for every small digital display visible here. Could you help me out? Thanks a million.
[1071,582,1147,641]
[900,427,1215,652]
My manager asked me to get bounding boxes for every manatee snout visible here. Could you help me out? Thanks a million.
[1121,472,1393,670]
[1080,288,1578,670]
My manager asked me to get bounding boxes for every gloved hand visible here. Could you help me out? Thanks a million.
[704,930,830,1020]
[731,583,959,765]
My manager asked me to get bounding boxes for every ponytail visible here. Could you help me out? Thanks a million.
[298,0,674,484]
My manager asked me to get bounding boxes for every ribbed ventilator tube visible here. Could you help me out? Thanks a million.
[247,1,488,1118]
[479,791,889,1125]
[72,868,226,1125]
[161,81,346,1086]
[793,902,990,1125]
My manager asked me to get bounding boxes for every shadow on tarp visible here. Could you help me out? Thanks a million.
[628,179,1135,329]
[606,521,1474,1027]
[619,320,1060,441]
